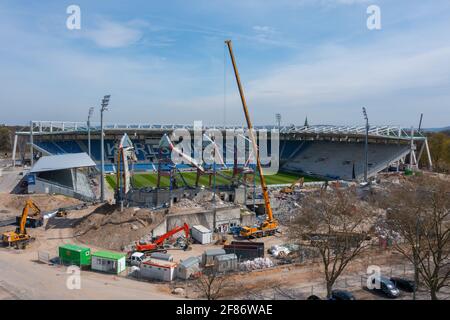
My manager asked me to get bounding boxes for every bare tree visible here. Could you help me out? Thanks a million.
[289,187,373,298]
[192,268,232,300]
[381,175,450,300]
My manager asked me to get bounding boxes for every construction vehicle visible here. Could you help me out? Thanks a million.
[2,199,40,249]
[225,40,278,238]
[56,208,68,217]
[280,177,304,194]
[134,223,190,252]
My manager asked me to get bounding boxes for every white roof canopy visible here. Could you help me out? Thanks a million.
[30,153,96,173]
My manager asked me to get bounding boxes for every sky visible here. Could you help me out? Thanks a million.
[0,0,449,128]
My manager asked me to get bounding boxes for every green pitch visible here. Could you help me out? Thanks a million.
[106,170,321,189]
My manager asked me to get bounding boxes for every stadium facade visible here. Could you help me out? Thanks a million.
[13,121,433,182]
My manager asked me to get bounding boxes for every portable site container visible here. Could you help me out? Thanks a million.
[140,259,177,282]
[58,244,91,267]
[176,256,200,280]
[214,254,238,273]
[191,225,213,244]
[91,251,126,275]
[202,249,226,266]
[224,241,265,260]
[150,252,174,262]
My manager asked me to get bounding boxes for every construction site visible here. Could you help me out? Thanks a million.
[0,37,448,301]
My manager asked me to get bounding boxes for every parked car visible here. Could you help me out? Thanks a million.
[128,252,145,266]
[390,277,416,293]
[330,290,356,300]
[368,276,400,298]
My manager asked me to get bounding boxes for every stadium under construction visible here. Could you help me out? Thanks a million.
[11,121,432,206]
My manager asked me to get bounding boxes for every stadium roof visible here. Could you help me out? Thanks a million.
[30,152,96,173]
[18,120,427,141]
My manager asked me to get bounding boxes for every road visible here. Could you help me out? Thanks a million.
[0,165,22,193]
[0,250,179,299]
[0,193,181,300]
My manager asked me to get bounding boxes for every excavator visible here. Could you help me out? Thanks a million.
[225,40,279,238]
[2,199,40,249]
[134,223,190,252]
[280,177,305,194]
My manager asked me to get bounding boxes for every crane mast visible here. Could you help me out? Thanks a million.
[225,40,275,225]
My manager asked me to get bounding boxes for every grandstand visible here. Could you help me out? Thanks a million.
[12,121,433,182]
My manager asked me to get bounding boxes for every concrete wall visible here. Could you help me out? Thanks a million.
[37,169,73,188]
[165,206,241,233]
[29,177,94,201]
[151,206,255,238]
[126,186,238,208]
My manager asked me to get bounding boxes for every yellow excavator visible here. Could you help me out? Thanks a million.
[225,40,279,238]
[281,177,305,194]
[2,199,40,249]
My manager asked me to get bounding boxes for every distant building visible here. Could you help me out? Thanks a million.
[27,153,97,201]
[214,254,238,273]
[202,249,226,267]
[176,256,201,280]
[91,251,126,275]
[191,225,213,244]
[140,259,177,282]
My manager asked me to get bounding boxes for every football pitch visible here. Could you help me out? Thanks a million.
[106,170,321,189]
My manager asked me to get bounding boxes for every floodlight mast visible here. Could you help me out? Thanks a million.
[100,95,110,202]
[275,113,281,130]
[362,107,369,183]
[87,107,94,159]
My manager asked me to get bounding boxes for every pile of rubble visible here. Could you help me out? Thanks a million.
[239,257,274,271]
[170,191,235,213]
[272,192,303,225]
[74,203,165,251]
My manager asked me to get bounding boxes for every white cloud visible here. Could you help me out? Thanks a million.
[253,25,275,33]
[84,19,144,48]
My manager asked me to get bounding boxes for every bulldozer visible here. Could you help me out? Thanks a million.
[2,199,40,249]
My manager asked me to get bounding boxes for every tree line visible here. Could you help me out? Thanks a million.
[425,131,450,173]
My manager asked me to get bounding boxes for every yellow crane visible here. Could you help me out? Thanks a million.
[225,40,278,238]
[2,199,39,249]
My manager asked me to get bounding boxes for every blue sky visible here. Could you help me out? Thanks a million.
[0,0,450,127]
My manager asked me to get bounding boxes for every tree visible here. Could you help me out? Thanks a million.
[425,132,450,173]
[288,187,373,298]
[380,175,450,300]
[192,268,232,300]
[0,126,11,152]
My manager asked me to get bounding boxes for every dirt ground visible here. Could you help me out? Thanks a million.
[0,193,82,219]
[0,193,178,300]
[73,203,166,251]
[1,169,447,300]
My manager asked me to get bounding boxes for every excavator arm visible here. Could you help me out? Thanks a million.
[3,199,39,248]
[19,199,41,235]
[154,223,190,245]
[135,223,190,252]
